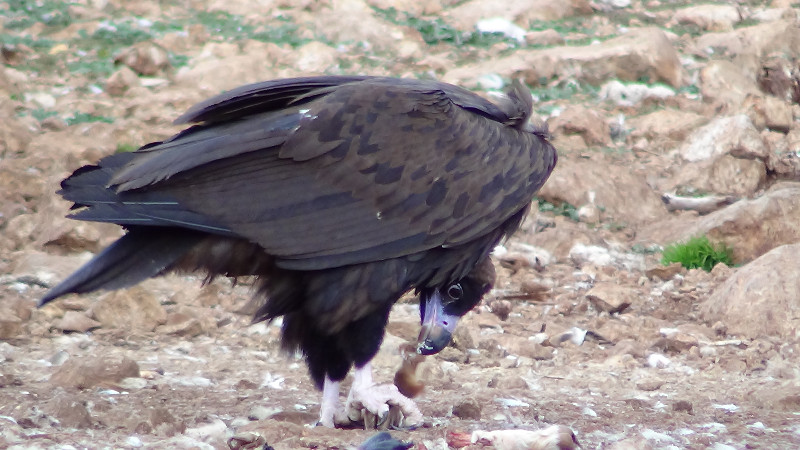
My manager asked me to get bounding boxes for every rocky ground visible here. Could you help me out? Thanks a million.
[2,0,800,448]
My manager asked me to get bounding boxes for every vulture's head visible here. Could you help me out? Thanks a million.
[416,258,496,355]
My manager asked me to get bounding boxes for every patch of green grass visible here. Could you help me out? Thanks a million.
[632,244,661,255]
[373,7,515,47]
[5,0,73,30]
[65,112,114,126]
[116,143,139,153]
[661,236,734,271]
[193,11,311,47]
[30,108,58,121]
[535,197,580,222]
[530,80,599,102]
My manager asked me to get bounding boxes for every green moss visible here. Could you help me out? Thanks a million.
[66,112,114,126]
[535,197,580,222]
[373,7,515,47]
[661,236,733,271]
[115,143,139,153]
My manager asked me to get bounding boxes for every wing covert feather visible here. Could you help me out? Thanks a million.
[102,77,556,270]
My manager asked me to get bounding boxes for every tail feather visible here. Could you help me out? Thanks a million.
[40,228,203,306]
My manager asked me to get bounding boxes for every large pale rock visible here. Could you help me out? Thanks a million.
[300,0,424,53]
[366,0,446,16]
[701,244,800,339]
[700,61,760,110]
[89,286,168,332]
[628,108,708,142]
[175,41,287,94]
[537,158,667,227]
[672,5,741,31]
[678,115,767,162]
[114,42,171,76]
[444,0,591,30]
[445,27,684,88]
[670,152,767,197]
[549,105,611,147]
[644,184,800,264]
[293,41,340,73]
[50,355,140,389]
[694,20,800,59]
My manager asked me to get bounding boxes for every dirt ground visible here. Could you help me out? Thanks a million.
[2,0,800,449]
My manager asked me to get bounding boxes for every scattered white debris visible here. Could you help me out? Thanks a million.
[640,429,676,443]
[647,353,671,369]
[126,436,143,448]
[260,373,285,390]
[477,73,506,90]
[700,422,728,433]
[185,418,229,442]
[748,421,775,432]
[476,18,526,43]
[711,443,737,450]
[659,328,679,337]
[174,376,213,387]
[600,80,675,106]
[119,377,147,390]
[495,397,530,408]
[713,404,739,413]
[470,425,577,450]
[553,327,588,346]
[582,407,598,417]
[569,243,645,271]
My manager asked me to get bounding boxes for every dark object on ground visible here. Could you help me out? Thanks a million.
[41,76,557,427]
[358,432,414,450]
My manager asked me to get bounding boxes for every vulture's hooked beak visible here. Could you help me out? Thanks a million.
[416,289,460,355]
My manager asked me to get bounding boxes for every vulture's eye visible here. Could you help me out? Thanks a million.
[446,283,463,301]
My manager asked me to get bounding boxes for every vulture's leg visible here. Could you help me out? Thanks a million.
[318,377,350,428]
[345,362,423,429]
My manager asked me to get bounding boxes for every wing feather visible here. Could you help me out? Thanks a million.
[74,77,556,271]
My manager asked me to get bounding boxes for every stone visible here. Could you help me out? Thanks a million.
[700,61,760,111]
[445,27,684,89]
[452,397,481,420]
[114,42,171,76]
[599,80,675,107]
[678,115,767,162]
[700,243,800,339]
[550,105,611,147]
[54,311,101,333]
[90,286,167,332]
[585,282,636,314]
[538,158,667,227]
[762,96,794,133]
[50,355,140,389]
[46,393,93,428]
[628,108,708,143]
[444,0,591,30]
[105,66,141,97]
[671,154,767,197]
[525,29,564,46]
[695,20,800,60]
[293,41,339,73]
[635,378,664,391]
[645,263,684,281]
[672,5,741,31]
[0,310,23,340]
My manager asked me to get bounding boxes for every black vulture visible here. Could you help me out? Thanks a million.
[41,76,557,428]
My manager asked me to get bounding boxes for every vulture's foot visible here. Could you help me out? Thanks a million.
[346,363,423,430]
[318,378,352,428]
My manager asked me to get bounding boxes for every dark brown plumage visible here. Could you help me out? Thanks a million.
[41,76,557,427]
